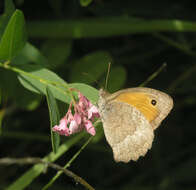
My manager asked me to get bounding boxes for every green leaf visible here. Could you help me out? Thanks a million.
[0,0,15,37]
[41,39,72,69]
[70,83,99,104]
[15,91,41,111]
[17,64,70,103]
[13,43,47,67]
[0,68,41,111]
[0,89,1,104]
[70,51,112,85]
[80,0,93,7]
[46,86,60,153]
[0,109,5,134]
[0,10,27,61]
[106,66,127,92]
[5,133,85,190]
[16,64,98,104]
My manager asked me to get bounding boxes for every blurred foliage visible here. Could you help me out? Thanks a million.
[0,0,196,190]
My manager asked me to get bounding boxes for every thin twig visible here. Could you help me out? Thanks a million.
[0,157,95,190]
[42,133,95,190]
[140,63,167,87]
[42,121,100,190]
[153,33,196,57]
[168,64,196,93]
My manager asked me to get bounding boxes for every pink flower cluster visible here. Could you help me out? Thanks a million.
[52,91,100,136]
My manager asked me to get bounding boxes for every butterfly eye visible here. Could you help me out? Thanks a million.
[151,99,157,106]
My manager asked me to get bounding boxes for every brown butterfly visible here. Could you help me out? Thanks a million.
[98,87,173,163]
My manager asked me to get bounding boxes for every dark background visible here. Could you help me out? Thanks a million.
[1,0,196,189]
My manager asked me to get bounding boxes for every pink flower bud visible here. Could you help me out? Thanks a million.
[84,119,96,136]
[88,104,100,120]
[74,113,82,125]
[78,92,90,110]
[52,117,69,136]
[69,120,79,134]
[52,90,100,137]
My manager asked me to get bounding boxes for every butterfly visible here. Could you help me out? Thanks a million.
[98,87,173,163]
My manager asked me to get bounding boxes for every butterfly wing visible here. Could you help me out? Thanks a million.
[108,87,173,130]
[99,99,154,163]
[98,87,173,163]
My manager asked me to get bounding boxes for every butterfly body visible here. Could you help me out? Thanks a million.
[98,87,173,163]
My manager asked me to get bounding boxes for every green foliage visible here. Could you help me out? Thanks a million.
[70,51,112,85]
[70,83,98,104]
[0,10,27,61]
[0,0,15,37]
[106,65,127,92]
[80,0,93,7]
[14,43,47,66]
[41,39,72,69]
[0,68,41,110]
[17,64,70,103]
[5,133,85,190]
[46,86,60,153]
[1,0,196,190]
[27,19,196,39]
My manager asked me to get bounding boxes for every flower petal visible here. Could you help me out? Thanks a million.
[74,113,82,125]
[84,120,96,136]
[78,92,90,110]
[52,117,70,136]
[67,109,74,122]
[69,120,80,134]
[88,105,100,120]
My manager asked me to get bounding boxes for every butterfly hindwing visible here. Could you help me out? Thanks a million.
[99,99,154,163]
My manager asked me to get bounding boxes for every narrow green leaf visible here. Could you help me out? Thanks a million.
[0,109,5,134]
[46,86,60,153]
[5,133,85,190]
[0,88,2,104]
[80,0,93,7]
[0,0,15,37]
[0,10,27,61]
[27,18,196,39]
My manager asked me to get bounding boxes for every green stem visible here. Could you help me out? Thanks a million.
[168,64,196,93]
[41,120,101,190]
[153,33,196,56]
[27,19,196,39]
[42,135,94,190]
[140,63,167,87]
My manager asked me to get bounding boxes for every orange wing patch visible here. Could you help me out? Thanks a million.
[114,92,159,123]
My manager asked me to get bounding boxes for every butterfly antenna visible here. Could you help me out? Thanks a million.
[105,62,111,90]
